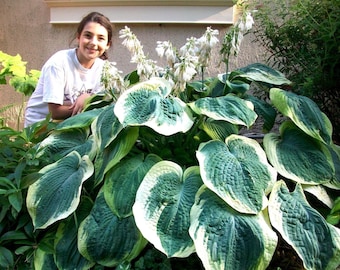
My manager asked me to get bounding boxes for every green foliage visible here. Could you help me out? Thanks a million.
[0,120,57,269]
[250,0,340,141]
[328,197,340,225]
[1,62,338,269]
[0,51,40,96]
[0,51,41,129]
[1,26,340,269]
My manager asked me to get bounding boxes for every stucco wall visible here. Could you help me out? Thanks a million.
[0,0,265,128]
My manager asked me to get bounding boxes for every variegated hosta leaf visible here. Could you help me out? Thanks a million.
[188,94,257,128]
[244,95,277,133]
[94,127,139,187]
[55,108,105,131]
[325,143,340,189]
[196,135,277,214]
[200,118,239,141]
[34,248,57,270]
[114,77,194,136]
[189,186,278,270]
[132,162,203,257]
[302,184,334,208]
[263,121,334,185]
[269,180,340,270]
[224,79,250,95]
[104,153,162,218]
[233,63,292,86]
[83,94,112,111]
[26,151,94,229]
[91,103,123,151]
[54,197,94,270]
[270,88,333,144]
[36,128,96,161]
[78,189,147,267]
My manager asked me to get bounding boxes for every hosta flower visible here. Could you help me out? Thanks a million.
[221,11,254,59]
[118,26,222,95]
[196,27,219,67]
[101,61,125,98]
[131,53,158,80]
[119,26,143,55]
[173,55,198,92]
[230,30,243,56]
[197,27,219,50]
[179,37,199,57]
[239,12,254,32]
[156,41,177,66]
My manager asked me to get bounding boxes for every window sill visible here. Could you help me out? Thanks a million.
[44,0,235,24]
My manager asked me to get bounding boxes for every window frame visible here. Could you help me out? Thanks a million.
[43,0,235,24]
[44,0,233,7]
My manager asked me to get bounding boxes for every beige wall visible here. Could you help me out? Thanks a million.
[0,0,265,128]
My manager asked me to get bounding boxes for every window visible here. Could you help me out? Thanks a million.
[44,0,235,24]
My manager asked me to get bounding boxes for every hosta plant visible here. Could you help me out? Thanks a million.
[1,23,340,270]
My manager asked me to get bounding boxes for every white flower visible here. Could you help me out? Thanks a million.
[101,61,125,97]
[180,27,219,67]
[156,41,177,65]
[173,55,198,92]
[132,53,158,80]
[225,12,254,58]
[196,27,219,67]
[117,26,222,95]
[180,37,198,57]
[119,26,143,55]
[238,12,254,33]
[197,27,219,49]
[230,30,244,56]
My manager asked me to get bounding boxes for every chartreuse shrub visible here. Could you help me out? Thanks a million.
[1,25,340,270]
[0,51,40,129]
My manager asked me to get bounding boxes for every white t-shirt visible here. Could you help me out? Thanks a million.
[24,48,105,127]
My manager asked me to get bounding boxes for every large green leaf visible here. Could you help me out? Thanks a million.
[196,135,277,214]
[302,184,334,209]
[269,181,340,270]
[54,197,94,270]
[78,189,147,267]
[114,77,194,136]
[94,127,139,187]
[234,63,292,86]
[36,128,96,161]
[244,95,277,133]
[104,154,162,218]
[0,246,14,269]
[200,118,239,141]
[270,88,333,144]
[224,79,250,95]
[189,186,278,270]
[133,162,203,257]
[327,197,340,225]
[26,151,94,229]
[55,108,105,131]
[34,248,57,270]
[91,103,123,151]
[263,121,334,185]
[188,95,257,128]
[325,143,340,189]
